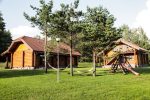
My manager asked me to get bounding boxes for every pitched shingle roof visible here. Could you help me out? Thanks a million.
[2,36,81,56]
[97,38,147,56]
[115,38,147,51]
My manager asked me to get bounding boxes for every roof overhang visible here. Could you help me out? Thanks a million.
[1,39,33,56]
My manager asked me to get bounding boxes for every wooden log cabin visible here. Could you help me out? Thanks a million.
[100,39,149,68]
[1,36,81,69]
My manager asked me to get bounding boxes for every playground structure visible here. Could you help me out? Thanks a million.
[47,50,140,76]
[111,54,140,75]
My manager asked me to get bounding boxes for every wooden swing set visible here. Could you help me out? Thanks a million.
[111,54,140,75]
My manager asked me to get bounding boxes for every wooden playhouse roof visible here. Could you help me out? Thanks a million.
[2,36,81,56]
[97,38,147,56]
[115,38,147,51]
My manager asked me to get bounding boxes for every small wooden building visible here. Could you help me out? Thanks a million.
[2,36,81,69]
[101,39,149,68]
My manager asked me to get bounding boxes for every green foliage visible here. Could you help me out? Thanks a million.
[120,25,150,61]
[24,0,53,32]
[49,0,83,43]
[0,12,5,32]
[1,65,150,99]
[0,12,12,61]
[78,6,121,62]
[121,25,150,49]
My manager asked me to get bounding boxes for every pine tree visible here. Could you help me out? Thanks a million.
[49,0,83,76]
[24,0,54,73]
[0,12,12,62]
[78,6,121,62]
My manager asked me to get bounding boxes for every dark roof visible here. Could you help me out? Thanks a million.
[2,36,81,56]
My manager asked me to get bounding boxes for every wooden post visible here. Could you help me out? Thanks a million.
[11,53,13,68]
[93,51,96,77]
[34,52,36,68]
[146,54,149,64]
[5,56,9,68]
[141,54,143,67]
[76,56,78,67]
[144,54,146,64]
[134,49,138,67]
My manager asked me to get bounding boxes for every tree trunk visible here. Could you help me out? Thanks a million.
[93,51,96,77]
[44,31,48,73]
[70,33,73,76]
[57,41,60,82]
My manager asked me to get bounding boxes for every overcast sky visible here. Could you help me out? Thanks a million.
[0,0,150,39]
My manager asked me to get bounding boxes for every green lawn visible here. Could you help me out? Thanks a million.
[0,62,150,100]
[0,62,6,69]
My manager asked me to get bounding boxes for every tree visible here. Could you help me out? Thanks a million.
[78,6,121,62]
[131,27,150,50]
[120,25,132,41]
[49,0,83,76]
[0,12,12,62]
[24,0,54,73]
[120,25,150,50]
[120,25,150,60]
[76,6,121,76]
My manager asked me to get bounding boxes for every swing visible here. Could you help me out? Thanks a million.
[74,67,94,74]
[47,62,69,70]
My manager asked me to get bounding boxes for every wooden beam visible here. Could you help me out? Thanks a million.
[22,51,24,67]
[11,53,13,68]
[141,54,143,67]
[146,54,149,64]
[134,49,138,67]
[32,51,36,68]
[34,52,36,68]
[5,56,9,68]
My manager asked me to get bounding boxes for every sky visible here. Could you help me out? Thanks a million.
[0,0,150,39]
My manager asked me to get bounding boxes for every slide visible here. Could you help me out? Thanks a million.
[121,64,140,76]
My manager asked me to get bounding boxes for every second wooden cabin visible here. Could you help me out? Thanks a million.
[99,39,149,68]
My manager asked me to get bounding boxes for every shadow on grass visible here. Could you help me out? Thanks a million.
[63,68,111,77]
[1,67,149,78]
[76,67,150,76]
[0,69,54,78]
[134,67,150,74]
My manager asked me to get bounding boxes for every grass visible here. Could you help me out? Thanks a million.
[0,62,150,100]
[0,62,6,69]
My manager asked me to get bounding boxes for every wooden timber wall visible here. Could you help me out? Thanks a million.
[11,43,79,68]
[47,55,78,68]
[12,43,33,68]
[104,44,148,67]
